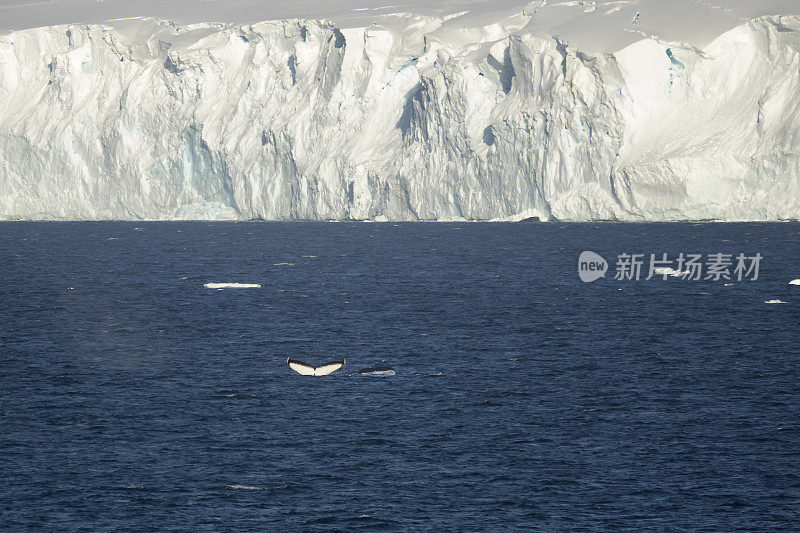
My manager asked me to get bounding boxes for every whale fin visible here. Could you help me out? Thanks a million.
[287,357,345,376]
[357,366,395,375]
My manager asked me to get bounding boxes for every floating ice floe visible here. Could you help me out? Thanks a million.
[764,299,787,304]
[789,279,800,285]
[225,484,288,490]
[204,282,261,289]
[653,267,689,278]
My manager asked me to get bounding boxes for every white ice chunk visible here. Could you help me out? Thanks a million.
[653,267,690,278]
[204,282,261,289]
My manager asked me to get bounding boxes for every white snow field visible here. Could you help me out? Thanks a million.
[2,0,800,221]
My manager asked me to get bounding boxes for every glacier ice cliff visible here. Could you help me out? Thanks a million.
[2,12,800,221]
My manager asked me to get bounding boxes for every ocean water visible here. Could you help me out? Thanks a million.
[1,222,799,531]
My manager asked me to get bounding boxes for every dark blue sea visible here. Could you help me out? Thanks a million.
[1,222,799,531]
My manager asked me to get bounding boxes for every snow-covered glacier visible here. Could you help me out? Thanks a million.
[2,0,800,221]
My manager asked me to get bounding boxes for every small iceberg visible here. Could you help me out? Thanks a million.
[653,267,689,278]
[225,484,287,490]
[204,283,261,289]
[765,299,787,304]
[790,279,800,285]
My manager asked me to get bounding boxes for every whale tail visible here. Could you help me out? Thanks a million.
[287,357,345,376]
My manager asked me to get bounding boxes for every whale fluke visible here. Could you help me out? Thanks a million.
[357,366,395,376]
[287,357,345,376]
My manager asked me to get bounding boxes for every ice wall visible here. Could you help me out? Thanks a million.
[1,14,800,221]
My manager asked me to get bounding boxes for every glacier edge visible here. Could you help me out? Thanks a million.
[1,15,800,221]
